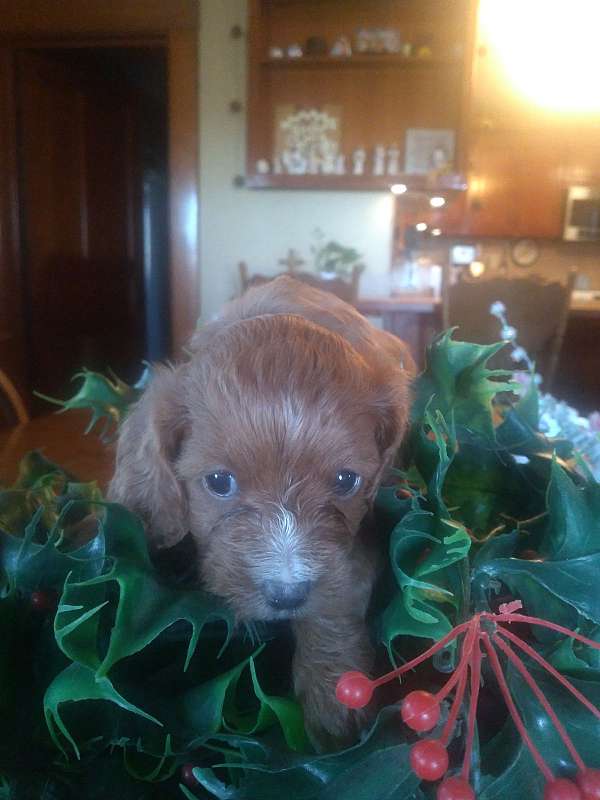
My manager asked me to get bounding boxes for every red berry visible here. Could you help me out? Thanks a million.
[30,589,58,613]
[437,776,475,800]
[335,671,374,709]
[397,488,412,499]
[181,764,199,788]
[577,770,600,800]
[410,739,449,781]
[401,690,441,732]
[544,778,583,800]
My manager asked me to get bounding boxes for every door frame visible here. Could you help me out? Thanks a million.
[0,0,199,355]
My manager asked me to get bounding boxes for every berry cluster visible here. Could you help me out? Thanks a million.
[336,601,600,800]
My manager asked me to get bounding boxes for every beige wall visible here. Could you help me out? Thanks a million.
[198,0,395,321]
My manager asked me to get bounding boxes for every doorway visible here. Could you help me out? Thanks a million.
[17,46,169,407]
[0,0,199,417]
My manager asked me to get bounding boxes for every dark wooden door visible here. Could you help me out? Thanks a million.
[17,49,146,408]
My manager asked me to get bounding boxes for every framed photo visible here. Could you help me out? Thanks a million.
[274,104,342,175]
[404,128,455,175]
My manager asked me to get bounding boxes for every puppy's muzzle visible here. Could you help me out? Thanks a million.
[263,579,312,611]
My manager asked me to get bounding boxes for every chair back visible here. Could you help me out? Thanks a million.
[441,269,576,390]
[239,262,363,305]
[0,369,29,427]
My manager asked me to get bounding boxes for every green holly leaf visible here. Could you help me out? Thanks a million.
[542,458,600,560]
[412,329,515,440]
[54,504,235,677]
[190,706,420,800]
[35,368,145,439]
[44,662,163,758]
[180,650,308,752]
[380,508,470,648]
[1,504,105,594]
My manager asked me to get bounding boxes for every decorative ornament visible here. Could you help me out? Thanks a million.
[352,147,366,176]
[387,144,401,176]
[373,145,386,176]
[287,43,303,59]
[336,601,600,799]
[331,35,352,57]
[255,159,270,175]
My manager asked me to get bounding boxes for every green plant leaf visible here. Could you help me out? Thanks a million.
[54,504,235,677]
[542,458,600,560]
[44,662,163,758]
[412,329,515,440]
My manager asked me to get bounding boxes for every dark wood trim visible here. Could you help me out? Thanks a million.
[0,0,200,358]
[168,26,200,353]
[0,1,196,36]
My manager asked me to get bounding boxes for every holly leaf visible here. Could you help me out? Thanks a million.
[380,508,470,648]
[44,662,163,758]
[179,650,308,752]
[35,367,146,439]
[54,504,235,677]
[411,329,514,440]
[190,706,420,800]
[542,458,600,560]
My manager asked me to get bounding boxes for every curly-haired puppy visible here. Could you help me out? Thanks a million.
[109,276,414,746]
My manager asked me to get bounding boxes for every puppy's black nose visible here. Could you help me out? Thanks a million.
[264,580,311,611]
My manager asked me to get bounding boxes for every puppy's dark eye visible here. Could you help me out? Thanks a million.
[204,471,238,498]
[333,470,361,497]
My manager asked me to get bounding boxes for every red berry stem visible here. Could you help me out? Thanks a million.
[481,633,554,782]
[435,619,478,704]
[493,634,586,772]
[372,620,472,688]
[440,646,470,747]
[461,634,482,780]
[497,627,600,723]
[488,613,600,653]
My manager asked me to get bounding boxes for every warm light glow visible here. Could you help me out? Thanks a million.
[390,183,408,195]
[479,0,600,112]
[430,196,446,208]
[415,222,428,232]
[469,260,486,278]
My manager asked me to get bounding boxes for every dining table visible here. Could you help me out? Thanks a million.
[0,409,114,489]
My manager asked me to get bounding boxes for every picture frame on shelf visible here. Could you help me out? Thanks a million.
[404,128,455,175]
[274,104,342,176]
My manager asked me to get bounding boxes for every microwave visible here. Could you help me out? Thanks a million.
[564,185,600,241]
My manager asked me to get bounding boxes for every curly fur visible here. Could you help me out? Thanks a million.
[109,276,415,746]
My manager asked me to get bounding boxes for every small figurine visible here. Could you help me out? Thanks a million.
[256,159,270,175]
[308,149,320,175]
[268,46,284,59]
[282,147,307,174]
[373,145,386,176]
[387,144,400,176]
[335,154,346,175]
[287,43,303,59]
[330,36,352,57]
[352,148,366,176]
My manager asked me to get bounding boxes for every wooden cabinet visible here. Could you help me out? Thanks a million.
[458,130,566,239]
[246,0,477,192]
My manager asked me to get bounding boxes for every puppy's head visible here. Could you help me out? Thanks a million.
[109,314,411,621]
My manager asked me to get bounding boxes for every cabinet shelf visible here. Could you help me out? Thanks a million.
[245,172,467,192]
[259,54,463,70]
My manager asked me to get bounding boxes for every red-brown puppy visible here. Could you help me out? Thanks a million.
[109,276,415,746]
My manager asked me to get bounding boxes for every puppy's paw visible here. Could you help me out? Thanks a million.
[300,679,373,752]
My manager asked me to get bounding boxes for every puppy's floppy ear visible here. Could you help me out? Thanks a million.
[108,365,188,549]
[367,359,415,499]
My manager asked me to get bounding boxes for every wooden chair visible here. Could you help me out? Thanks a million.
[0,369,30,427]
[441,268,576,391]
[238,261,363,306]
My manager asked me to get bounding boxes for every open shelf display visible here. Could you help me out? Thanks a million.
[247,0,477,192]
